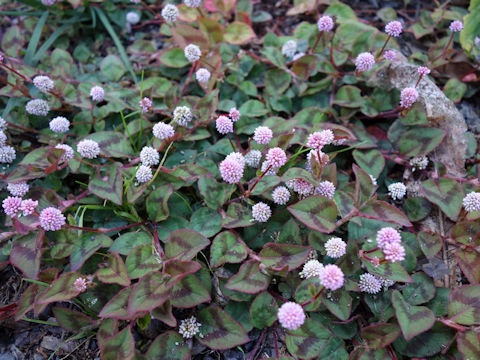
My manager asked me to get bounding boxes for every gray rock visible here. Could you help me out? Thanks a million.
[40,336,61,351]
[33,355,45,360]
[0,345,24,360]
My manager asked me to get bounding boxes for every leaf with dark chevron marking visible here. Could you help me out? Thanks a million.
[96,252,130,287]
[421,178,463,221]
[225,260,270,294]
[288,196,337,234]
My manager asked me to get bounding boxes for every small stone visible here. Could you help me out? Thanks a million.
[40,336,61,351]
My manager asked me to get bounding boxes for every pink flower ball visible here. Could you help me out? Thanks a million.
[90,86,105,102]
[253,126,273,145]
[418,66,431,76]
[272,186,290,205]
[139,97,153,113]
[39,207,66,231]
[265,147,287,168]
[252,202,272,222]
[73,277,87,292]
[20,199,38,216]
[216,116,233,134]
[153,122,175,140]
[449,20,463,32]
[292,178,313,196]
[317,15,334,32]
[355,52,375,72]
[55,144,74,162]
[219,158,244,184]
[229,107,240,122]
[314,180,336,199]
[7,182,29,197]
[376,227,402,249]
[400,87,418,108]
[463,192,480,213]
[77,139,100,159]
[383,242,406,263]
[2,196,22,217]
[324,237,347,258]
[306,130,334,149]
[319,264,344,291]
[385,21,403,37]
[383,50,397,61]
[277,302,305,331]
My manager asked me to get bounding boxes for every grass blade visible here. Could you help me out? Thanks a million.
[93,7,137,84]
[25,10,49,65]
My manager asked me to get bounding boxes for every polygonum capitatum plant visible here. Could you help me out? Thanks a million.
[0,0,478,359]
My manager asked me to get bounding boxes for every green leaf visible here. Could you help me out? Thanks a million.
[285,318,341,359]
[322,290,352,321]
[165,229,210,261]
[210,231,248,268]
[109,231,152,255]
[158,48,190,68]
[403,197,431,222]
[250,292,278,329]
[265,69,291,95]
[127,272,172,317]
[189,207,222,238]
[98,287,131,319]
[359,200,412,227]
[225,260,271,294]
[197,305,249,350]
[146,184,173,222]
[333,86,363,108]
[402,272,435,305]
[239,99,268,117]
[417,231,442,259]
[460,0,480,58]
[353,164,376,208]
[292,55,317,80]
[71,233,112,271]
[224,22,256,45]
[96,252,130,287]
[198,177,236,209]
[89,164,124,205]
[85,131,134,158]
[456,249,480,284]
[100,327,134,360]
[37,272,83,305]
[171,274,211,308]
[288,196,338,234]
[352,149,385,178]
[151,301,176,327]
[222,203,255,228]
[2,25,24,57]
[24,11,49,65]
[145,331,190,360]
[443,78,467,103]
[448,285,480,325]
[125,244,162,279]
[10,233,41,280]
[421,178,463,221]
[259,243,311,271]
[261,47,286,68]
[398,127,445,157]
[361,323,401,349]
[362,250,412,283]
[100,55,125,81]
[392,290,435,340]
[53,307,97,332]
[457,330,480,360]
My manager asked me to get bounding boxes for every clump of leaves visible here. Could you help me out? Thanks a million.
[1,0,479,359]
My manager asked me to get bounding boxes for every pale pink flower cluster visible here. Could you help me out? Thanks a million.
[385,21,403,37]
[219,152,245,183]
[317,15,334,32]
[253,126,273,145]
[272,186,290,205]
[229,107,240,122]
[314,180,335,199]
[7,182,29,197]
[399,87,418,109]
[449,20,463,32]
[291,178,313,196]
[306,129,334,149]
[90,86,105,102]
[383,50,397,61]
[252,202,271,222]
[299,259,323,279]
[184,44,201,63]
[216,116,233,134]
[463,192,480,213]
[196,68,211,83]
[417,66,431,76]
[39,207,65,231]
[73,277,88,292]
[55,144,74,162]
[319,264,344,291]
[355,52,375,72]
[20,199,38,216]
[277,302,305,331]
[77,139,100,159]
[2,196,22,216]
[161,4,178,24]
[265,147,287,168]
[153,122,175,140]
[376,227,401,249]
[383,242,405,262]
[324,237,347,258]
[139,97,153,113]
[136,165,153,183]
[358,273,382,294]
[49,116,70,133]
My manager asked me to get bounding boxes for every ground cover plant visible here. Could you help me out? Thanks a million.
[1,0,480,358]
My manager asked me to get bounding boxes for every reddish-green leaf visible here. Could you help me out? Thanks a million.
[402,272,436,305]
[222,203,255,228]
[53,307,97,332]
[98,287,131,320]
[145,331,190,360]
[100,327,135,360]
[37,272,83,305]
[71,233,112,271]
[361,323,400,349]
[353,164,376,208]
[165,229,210,261]
[88,164,123,205]
[359,200,412,227]
[96,252,130,287]
[125,245,162,279]
[292,55,317,80]
[288,196,338,234]
[210,231,248,268]
[151,301,177,327]
[392,290,435,340]
[225,260,270,294]
[457,330,480,360]
[362,250,412,283]
[250,292,278,329]
[127,272,172,317]
[259,243,310,271]
[10,232,42,280]
[146,184,173,222]
[197,305,249,350]
[85,131,134,158]
[456,249,480,284]
[353,149,385,178]
[398,127,445,157]
[322,290,352,320]
[171,274,211,308]
[448,285,480,325]
[224,22,256,45]
[421,178,463,221]
[417,231,442,259]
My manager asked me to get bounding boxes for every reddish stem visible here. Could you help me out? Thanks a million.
[375,35,391,61]
[244,164,272,198]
